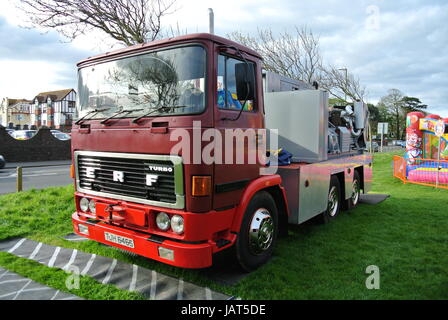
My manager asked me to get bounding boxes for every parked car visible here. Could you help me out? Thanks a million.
[0,155,5,169]
[399,140,407,148]
[12,130,37,140]
[53,132,71,141]
[365,141,379,152]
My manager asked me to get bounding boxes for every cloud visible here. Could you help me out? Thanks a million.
[0,16,96,99]
[166,0,448,116]
[0,0,447,117]
[0,16,95,63]
[0,60,74,98]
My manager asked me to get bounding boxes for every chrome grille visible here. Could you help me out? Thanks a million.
[75,151,184,209]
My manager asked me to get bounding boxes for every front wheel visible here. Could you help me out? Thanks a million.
[236,191,278,272]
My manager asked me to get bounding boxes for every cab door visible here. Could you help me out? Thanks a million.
[212,46,265,209]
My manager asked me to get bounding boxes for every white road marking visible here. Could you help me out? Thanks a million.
[129,265,138,292]
[7,238,26,253]
[0,173,59,179]
[29,242,42,259]
[150,271,157,300]
[205,287,212,300]
[48,247,61,267]
[62,249,78,270]
[12,279,32,300]
[50,290,60,300]
[0,292,17,299]
[0,172,16,178]
[23,173,59,178]
[0,269,10,280]
[0,279,29,285]
[177,279,184,300]
[102,259,117,284]
[81,254,96,276]
[19,287,53,294]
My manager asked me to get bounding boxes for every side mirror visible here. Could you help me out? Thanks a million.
[235,63,255,101]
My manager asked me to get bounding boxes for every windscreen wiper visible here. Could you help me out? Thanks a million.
[100,108,144,125]
[75,108,111,125]
[132,105,187,124]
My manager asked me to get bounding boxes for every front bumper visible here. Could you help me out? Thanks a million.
[72,212,213,269]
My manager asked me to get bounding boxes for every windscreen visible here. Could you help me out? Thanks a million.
[77,45,206,120]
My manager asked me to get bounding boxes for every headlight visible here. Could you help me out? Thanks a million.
[79,198,90,212]
[156,212,170,231]
[171,215,184,234]
[88,200,96,214]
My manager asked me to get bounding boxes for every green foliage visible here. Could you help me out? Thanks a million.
[402,96,428,113]
[374,90,429,140]
[329,98,348,107]
[0,252,146,300]
[0,154,447,300]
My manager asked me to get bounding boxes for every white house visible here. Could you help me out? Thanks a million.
[31,89,76,131]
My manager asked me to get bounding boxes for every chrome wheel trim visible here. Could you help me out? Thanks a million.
[249,208,274,255]
[328,186,338,217]
[351,179,360,206]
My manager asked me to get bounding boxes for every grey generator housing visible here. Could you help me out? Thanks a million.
[264,90,329,163]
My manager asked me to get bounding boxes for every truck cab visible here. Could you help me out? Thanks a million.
[71,33,372,271]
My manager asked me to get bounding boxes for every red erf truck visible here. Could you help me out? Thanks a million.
[71,33,372,271]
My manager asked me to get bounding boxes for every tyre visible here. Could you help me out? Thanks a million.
[321,176,341,223]
[347,171,361,209]
[0,155,5,169]
[236,191,278,272]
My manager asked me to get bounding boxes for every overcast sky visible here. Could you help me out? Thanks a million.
[0,0,446,117]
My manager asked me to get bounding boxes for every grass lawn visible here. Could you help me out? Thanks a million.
[0,151,447,299]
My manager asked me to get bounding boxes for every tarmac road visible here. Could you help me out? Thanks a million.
[0,160,72,195]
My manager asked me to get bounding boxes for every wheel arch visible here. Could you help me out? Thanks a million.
[334,171,346,202]
[354,166,364,192]
[230,175,289,235]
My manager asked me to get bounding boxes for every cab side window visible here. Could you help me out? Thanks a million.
[217,55,255,111]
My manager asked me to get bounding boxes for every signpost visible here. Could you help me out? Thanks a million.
[377,123,389,153]
[435,120,445,187]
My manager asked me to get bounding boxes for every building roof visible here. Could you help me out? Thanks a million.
[8,99,33,106]
[7,99,33,106]
[34,89,74,103]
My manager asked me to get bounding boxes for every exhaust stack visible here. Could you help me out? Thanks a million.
[208,8,214,34]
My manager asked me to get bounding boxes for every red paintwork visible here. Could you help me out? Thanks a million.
[74,192,238,243]
[71,34,286,268]
[73,212,214,268]
[230,175,287,232]
[77,33,262,68]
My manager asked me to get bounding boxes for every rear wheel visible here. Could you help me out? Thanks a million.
[321,176,341,223]
[236,191,278,272]
[348,171,361,209]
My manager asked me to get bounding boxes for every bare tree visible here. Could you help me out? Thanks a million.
[16,0,177,46]
[319,66,367,102]
[228,26,323,84]
[377,89,405,139]
[229,27,367,103]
